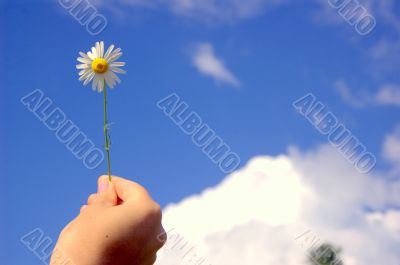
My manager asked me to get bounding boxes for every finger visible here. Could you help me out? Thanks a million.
[87,193,97,205]
[95,175,118,206]
[80,205,88,213]
[109,176,151,203]
[142,253,157,265]
[97,175,111,193]
[60,219,75,236]
[156,226,167,248]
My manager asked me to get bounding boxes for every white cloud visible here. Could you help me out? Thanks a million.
[383,126,400,164]
[309,0,400,79]
[335,80,400,107]
[374,85,400,106]
[360,0,400,77]
[383,126,400,178]
[369,39,400,75]
[335,80,368,108]
[168,0,287,23]
[374,0,400,33]
[156,144,400,265]
[95,0,287,23]
[367,210,400,238]
[191,42,240,88]
[95,0,398,35]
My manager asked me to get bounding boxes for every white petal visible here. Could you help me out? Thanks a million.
[104,44,114,59]
[83,72,95,86]
[110,61,125,67]
[79,68,90,76]
[79,69,93,81]
[79,51,88,58]
[79,73,88,81]
[80,75,89,84]
[99,41,104,57]
[77,57,91,64]
[79,52,91,61]
[106,71,117,87]
[92,47,98,58]
[107,52,122,63]
[105,73,114,88]
[105,48,121,61]
[92,75,99,91]
[108,71,121,84]
[96,42,101,57]
[76,64,89,69]
[98,77,104,92]
[111,67,126,74]
[87,51,96,60]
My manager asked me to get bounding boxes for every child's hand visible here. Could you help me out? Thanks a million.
[50,176,166,265]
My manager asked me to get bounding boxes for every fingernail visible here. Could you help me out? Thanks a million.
[98,180,109,193]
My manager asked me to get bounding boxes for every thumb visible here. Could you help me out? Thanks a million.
[95,175,117,206]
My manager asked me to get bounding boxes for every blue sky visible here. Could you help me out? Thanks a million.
[1,0,400,264]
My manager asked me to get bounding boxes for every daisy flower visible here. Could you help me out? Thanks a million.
[76,41,126,181]
[76,41,126,92]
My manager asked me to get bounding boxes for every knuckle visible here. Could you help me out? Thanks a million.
[87,194,97,204]
[60,220,74,237]
[80,205,87,213]
[147,253,157,265]
[149,202,162,222]
[156,228,167,249]
[156,234,167,250]
[98,175,108,182]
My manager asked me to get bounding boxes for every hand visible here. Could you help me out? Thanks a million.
[50,176,166,265]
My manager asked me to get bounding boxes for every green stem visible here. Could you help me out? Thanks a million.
[103,80,111,182]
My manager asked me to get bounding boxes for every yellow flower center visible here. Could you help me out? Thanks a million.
[91,58,109,74]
